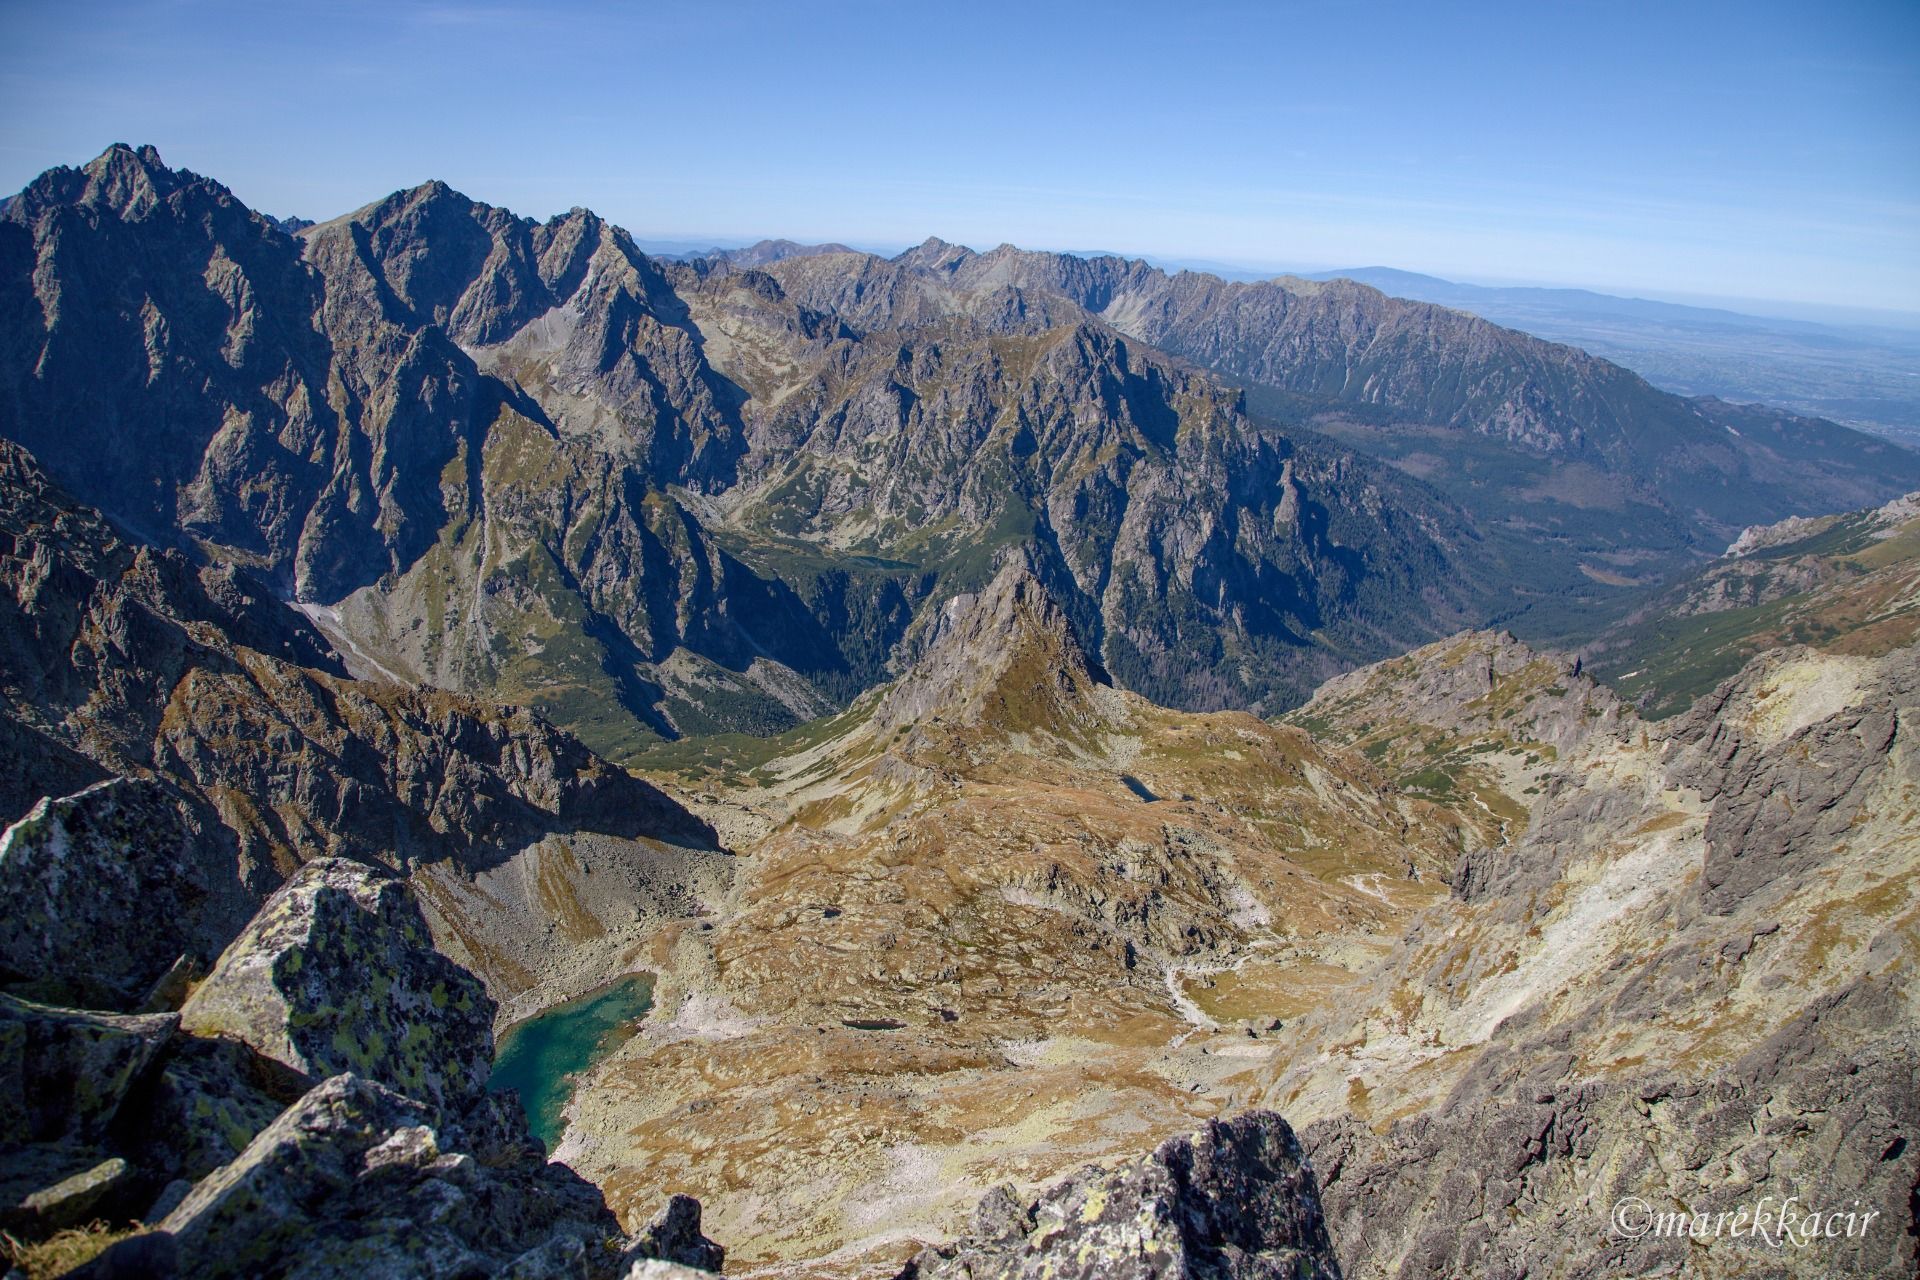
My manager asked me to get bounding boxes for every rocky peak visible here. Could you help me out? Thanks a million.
[326,177,543,336]
[1293,629,1625,760]
[2,143,191,224]
[715,238,856,268]
[869,556,1110,742]
[79,143,183,213]
[894,234,976,273]
[322,177,621,318]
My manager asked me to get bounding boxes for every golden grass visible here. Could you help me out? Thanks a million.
[2,1223,145,1279]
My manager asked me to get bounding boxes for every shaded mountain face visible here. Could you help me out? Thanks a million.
[751,240,1920,607]
[4,145,1915,753]
[801,242,1919,498]
[0,437,718,996]
[0,146,1490,750]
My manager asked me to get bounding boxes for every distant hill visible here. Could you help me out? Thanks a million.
[705,238,856,267]
[1310,266,1920,445]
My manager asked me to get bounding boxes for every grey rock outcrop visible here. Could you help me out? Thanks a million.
[180,858,495,1113]
[899,1111,1342,1279]
[0,995,177,1146]
[1668,647,1914,915]
[623,1194,725,1273]
[1297,628,1625,762]
[0,777,204,1010]
[151,1073,630,1279]
[1306,974,1918,1280]
[621,1263,714,1280]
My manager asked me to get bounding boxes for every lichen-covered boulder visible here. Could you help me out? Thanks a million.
[0,1143,126,1235]
[180,858,494,1112]
[0,994,177,1145]
[12,1155,134,1231]
[899,1110,1343,1279]
[0,778,207,1010]
[154,1073,632,1279]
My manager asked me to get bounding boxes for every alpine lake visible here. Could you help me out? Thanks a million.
[489,973,656,1150]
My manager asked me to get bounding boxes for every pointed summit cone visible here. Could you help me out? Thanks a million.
[870,558,1121,749]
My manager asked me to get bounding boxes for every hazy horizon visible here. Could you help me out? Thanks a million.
[12,138,1920,331]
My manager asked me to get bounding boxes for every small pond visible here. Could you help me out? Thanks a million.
[489,973,654,1151]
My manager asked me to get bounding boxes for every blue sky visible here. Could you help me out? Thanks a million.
[1,0,1916,312]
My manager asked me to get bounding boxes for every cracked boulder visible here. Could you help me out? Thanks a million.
[899,1110,1342,1279]
[179,858,494,1113]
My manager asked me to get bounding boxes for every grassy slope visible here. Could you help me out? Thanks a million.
[1587,509,1920,717]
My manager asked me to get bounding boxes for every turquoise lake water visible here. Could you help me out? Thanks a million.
[489,973,654,1151]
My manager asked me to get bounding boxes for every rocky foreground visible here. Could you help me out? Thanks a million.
[0,847,727,1278]
[0,805,1341,1280]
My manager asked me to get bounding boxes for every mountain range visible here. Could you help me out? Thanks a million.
[4,144,1917,762]
[1307,265,1920,446]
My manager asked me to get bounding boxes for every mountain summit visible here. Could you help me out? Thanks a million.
[869,555,1112,742]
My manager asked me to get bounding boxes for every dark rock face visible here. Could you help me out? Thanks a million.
[0,995,177,1147]
[626,1193,726,1272]
[900,1111,1342,1279]
[0,437,713,940]
[180,858,496,1113]
[0,996,182,1236]
[119,1032,314,1185]
[0,777,205,1010]
[9,1156,133,1233]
